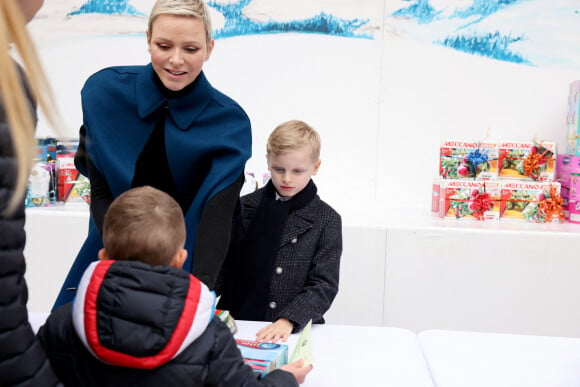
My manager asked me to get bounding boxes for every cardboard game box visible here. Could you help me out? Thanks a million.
[439,140,499,180]
[235,340,288,378]
[498,141,556,181]
[500,180,562,222]
[438,179,501,220]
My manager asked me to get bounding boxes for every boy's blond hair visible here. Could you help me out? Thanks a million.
[148,0,213,46]
[102,186,186,266]
[267,120,321,161]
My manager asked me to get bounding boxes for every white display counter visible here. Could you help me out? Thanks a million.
[23,205,580,337]
[235,320,434,387]
[28,313,580,387]
[418,329,580,387]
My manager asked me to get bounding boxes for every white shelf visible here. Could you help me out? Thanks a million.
[23,204,580,337]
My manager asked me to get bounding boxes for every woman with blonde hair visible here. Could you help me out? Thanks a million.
[0,0,61,384]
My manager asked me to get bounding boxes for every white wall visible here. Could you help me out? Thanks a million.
[27,1,580,216]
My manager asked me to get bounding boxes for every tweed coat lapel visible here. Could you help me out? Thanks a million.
[279,209,315,246]
[239,188,319,247]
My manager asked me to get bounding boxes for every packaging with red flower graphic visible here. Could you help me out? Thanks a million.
[500,180,563,223]
[438,179,501,220]
[498,141,556,181]
[439,140,499,180]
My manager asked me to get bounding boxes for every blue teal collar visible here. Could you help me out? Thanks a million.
[135,64,213,130]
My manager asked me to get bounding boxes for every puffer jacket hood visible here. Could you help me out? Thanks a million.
[72,260,215,369]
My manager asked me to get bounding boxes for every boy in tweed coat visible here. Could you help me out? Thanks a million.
[217,120,342,343]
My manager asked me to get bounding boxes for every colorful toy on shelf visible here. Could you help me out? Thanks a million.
[439,140,498,180]
[56,138,90,205]
[499,141,556,181]
[438,179,501,220]
[500,180,563,223]
[566,80,580,156]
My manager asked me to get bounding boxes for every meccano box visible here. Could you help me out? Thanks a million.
[498,141,556,181]
[439,140,499,180]
[438,179,501,220]
[567,80,580,139]
[236,339,288,379]
[500,180,561,222]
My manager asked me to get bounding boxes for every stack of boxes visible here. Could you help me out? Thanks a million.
[435,139,562,223]
[565,80,580,223]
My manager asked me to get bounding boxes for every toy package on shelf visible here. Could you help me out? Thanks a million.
[26,138,58,208]
[438,179,501,220]
[498,141,556,181]
[556,154,574,219]
[566,80,580,156]
[439,140,498,180]
[499,180,563,223]
[235,339,288,379]
[567,156,580,224]
[56,139,90,206]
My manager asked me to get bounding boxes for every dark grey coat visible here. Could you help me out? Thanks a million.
[218,185,342,331]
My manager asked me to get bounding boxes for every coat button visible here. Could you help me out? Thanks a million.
[269,302,277,309]
[291,237,297,243]
[275,267,283,275]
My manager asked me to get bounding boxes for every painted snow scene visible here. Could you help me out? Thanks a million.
[25,0,580,214]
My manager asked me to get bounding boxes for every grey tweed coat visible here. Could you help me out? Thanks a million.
[218,185,342,332]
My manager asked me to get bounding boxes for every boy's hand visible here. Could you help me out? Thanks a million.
[256,318,293,343]
[280,358,313,384]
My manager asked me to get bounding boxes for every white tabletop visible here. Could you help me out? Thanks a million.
[235,320,434,387]
[418,329,580,387]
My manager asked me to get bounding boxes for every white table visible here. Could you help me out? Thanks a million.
[235,320,434,387]
[418,329,580,387]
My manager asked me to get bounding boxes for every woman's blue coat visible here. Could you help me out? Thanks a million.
[53,64,251,308]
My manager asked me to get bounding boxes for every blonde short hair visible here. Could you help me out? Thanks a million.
[148,0,213,46]
[267,120,321,161]
[102,186,186,266]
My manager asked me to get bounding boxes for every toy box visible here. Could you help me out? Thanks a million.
[566,137,580,157]
[214,309,237,334]
[438,179,501,220]
[26,138,58,207]
[498,141,556,181]
[556,154,575,218]
[567,80,580,142]
[500,180,563,223]
[567,157,580,224]
[236,339,288,379]
[439,140,498,180]
[56,139,90,205]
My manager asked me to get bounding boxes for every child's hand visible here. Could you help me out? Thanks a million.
[280,358,313,384]
[256,318,293,343]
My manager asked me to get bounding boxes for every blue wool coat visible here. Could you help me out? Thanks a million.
[53,65,251,308]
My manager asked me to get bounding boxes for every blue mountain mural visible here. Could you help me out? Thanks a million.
[391,0,580,69]
[393,0,529,64]
[207,0,370,39]
[67,0,371,39]
[68,0,145,16]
